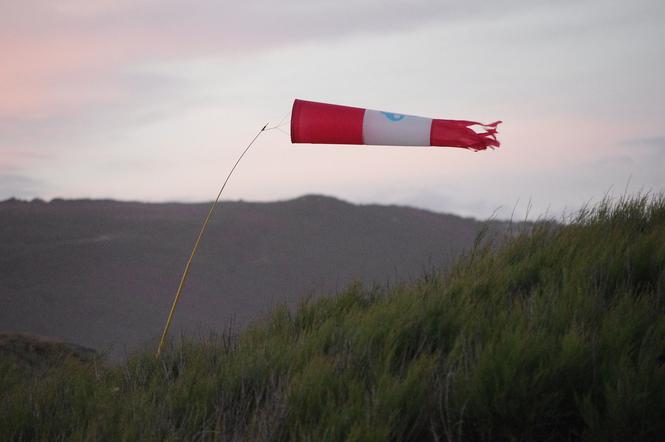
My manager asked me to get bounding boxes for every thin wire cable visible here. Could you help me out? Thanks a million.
[156,123,268,357]
[266,112,290,131]
[274,126,290,136]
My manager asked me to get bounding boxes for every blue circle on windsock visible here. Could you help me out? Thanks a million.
[381,112,406,122]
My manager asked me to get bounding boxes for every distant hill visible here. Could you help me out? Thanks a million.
[0,195,498,358]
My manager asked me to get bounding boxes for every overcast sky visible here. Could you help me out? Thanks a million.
[2,0,664,219]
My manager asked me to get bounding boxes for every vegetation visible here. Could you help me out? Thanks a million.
[2,195,664,441]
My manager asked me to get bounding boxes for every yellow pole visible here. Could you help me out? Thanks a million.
[156,124,267,357]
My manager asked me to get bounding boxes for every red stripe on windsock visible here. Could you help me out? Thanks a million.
[430,119,501,151]
[291,99,365,145]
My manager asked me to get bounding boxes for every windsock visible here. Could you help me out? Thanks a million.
[291,99,501,151]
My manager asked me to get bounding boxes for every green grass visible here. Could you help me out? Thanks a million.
[2,194,665,441]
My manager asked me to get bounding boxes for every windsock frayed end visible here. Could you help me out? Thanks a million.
[430,120,502,151]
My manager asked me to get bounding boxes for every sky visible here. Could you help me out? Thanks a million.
[2,0,664,219]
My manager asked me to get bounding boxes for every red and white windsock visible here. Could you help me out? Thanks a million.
[291,99,501,151]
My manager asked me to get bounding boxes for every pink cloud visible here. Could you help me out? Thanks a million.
[0,148,50,171]
[0,27,168,118]
[0,0,486,120]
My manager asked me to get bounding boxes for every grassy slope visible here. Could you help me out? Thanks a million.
[1,196,664,441]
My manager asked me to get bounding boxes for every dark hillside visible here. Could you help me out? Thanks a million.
[2,195,663,441]
[0,333,95,374]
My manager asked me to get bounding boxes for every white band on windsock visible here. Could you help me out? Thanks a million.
[362,109,432,146]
